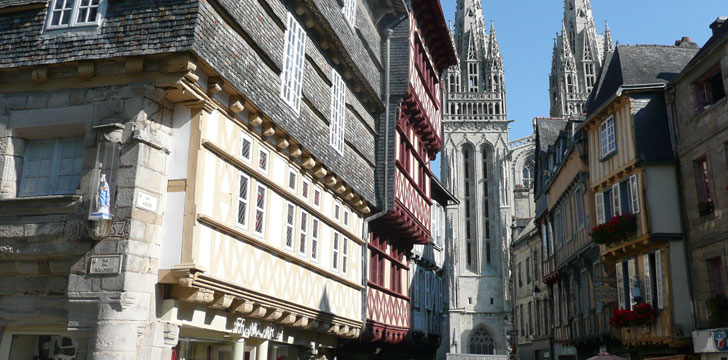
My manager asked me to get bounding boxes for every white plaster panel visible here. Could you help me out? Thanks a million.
[160,191,185,269]
[169,104,191,180]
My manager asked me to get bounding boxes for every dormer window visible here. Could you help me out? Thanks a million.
[46,0,106,31]
[342,0,356,28]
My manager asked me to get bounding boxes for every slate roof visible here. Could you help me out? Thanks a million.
[586,44,700,115]
[0,0,44,10]
[0,0,199,69]
[535,118,568,153]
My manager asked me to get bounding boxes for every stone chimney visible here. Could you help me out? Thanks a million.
[710,16,728,35]
[674,36,699,49]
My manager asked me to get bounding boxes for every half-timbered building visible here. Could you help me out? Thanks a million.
[582,43,699,359]
[0,0,400,358]
[355,0,456,355]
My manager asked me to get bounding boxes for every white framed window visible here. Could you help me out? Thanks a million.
[343,210,350,227]
[600,116,616,158]
[284,202,295,250]
[280,12,307,113]
[334,202,341,222]
[288,169,297,191]
[258,148,269,173]
[254,184,267,236]
[332,231,340,271]
[19,137,84,197]
[341,237,349,275]
[611,183,621,216]
[314,187,322,207]
[240,132,253,164]
[616,262,625,309]
[299,210,308,256]
[595,192,605,224]
[311,218,319,262]
[329,70,346,155]
[301,179,310,200]
[46,0,106,30]
[342,0,357,28]
[236,172,250,228]
[629,175,640,213]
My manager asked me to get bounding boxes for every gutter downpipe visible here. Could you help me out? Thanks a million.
[360,14,407,343]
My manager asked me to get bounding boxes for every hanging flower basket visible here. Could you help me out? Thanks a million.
[590,213,637,246]
[609,303,657,328]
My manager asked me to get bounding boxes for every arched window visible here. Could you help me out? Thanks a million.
[463,145,476,271]
[469,325,495,354]
[522,158,535,188]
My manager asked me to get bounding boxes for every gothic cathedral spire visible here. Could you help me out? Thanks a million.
[549,0,614,117]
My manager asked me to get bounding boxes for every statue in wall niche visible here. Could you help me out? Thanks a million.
[90,173,111,220]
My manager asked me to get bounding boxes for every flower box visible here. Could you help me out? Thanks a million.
[590,213,638,246]
[609,303,657,329]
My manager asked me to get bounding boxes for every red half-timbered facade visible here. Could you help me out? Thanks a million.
[362,0,456,350]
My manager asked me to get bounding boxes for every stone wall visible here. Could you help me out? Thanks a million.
[0,83,179,359]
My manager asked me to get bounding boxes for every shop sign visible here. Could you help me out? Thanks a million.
[592,276,616,283]
[594,285,616,302]
[232,318,283,341]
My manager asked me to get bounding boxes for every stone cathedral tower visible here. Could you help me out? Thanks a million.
[549,0,614,117]
[440,0,513,356]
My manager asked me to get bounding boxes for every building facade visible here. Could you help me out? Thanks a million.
[440,0,517,357]
[511,220,550,360]
[666,17,728,360]
[535,116,624,360]
[583,43,699,359]
[352,0,456,357]
[0,0,423,358]
[549,0,613,118]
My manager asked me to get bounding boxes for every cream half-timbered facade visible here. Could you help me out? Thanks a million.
[158,64,370,357]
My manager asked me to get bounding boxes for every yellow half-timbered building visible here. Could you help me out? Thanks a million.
[582,44,699,358]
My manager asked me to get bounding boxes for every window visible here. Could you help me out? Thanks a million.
[284,203,295,250]
[301,179,310,200]
[298,211,308,256]
[329,70,346,154]
[254,185,267,236]
[342,0,356,27]
[46,0,105,30]
[311,218,319,261]
[19,137,84,197]
[628,175,640,214]
[518,262,523,287]
[236,172,250,228]
[414,269,422,308]
[240,132,253,163]
[287,169,297,191]
[600,116,616,158]
[314,187,321,207]
[332,232,340,271]
[526,257,531,284]
[469,326,495,355]
[595,192,605,224]
[694,156,714,216]
[528,301,533,335]
[341,237,349,275]
[280,12,307,113]
[708,257,726,296]
[519,305,524,336]
[693,66,726,114]
[258,148,269,173]
[343,210,349,227]
[554,283,560,326]
[334,202,341,221]
[611,183,621,216]
[522,159,535,187]
[575,187,585,228]
[615,259,639,310]
[5,334,77,359]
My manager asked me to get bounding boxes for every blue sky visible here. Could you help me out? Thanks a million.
[432,0,725,177]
